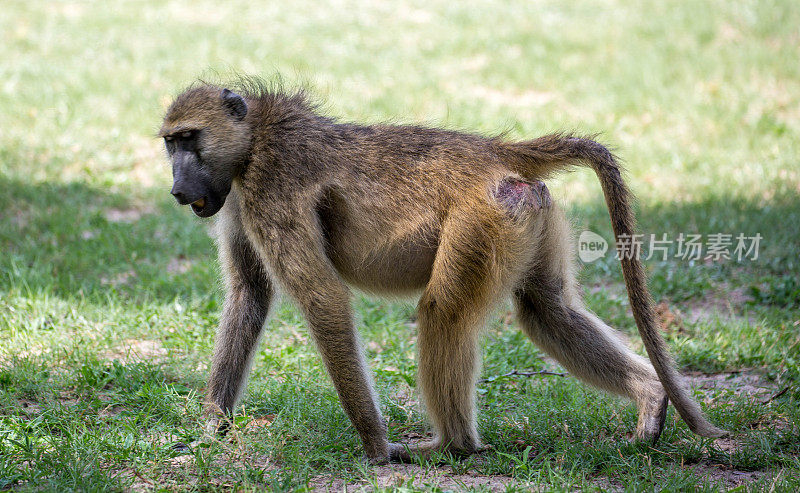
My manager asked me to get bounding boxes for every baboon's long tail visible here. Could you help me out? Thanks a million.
[498,133,727,440]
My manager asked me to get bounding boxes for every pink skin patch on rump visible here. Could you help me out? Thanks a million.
[493,177,551,217]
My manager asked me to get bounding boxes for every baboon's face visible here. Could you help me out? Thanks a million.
[160,88,251,218]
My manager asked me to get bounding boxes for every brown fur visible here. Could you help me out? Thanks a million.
[160,80,725,464]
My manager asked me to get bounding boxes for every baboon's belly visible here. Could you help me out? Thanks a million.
[322,219,438,295]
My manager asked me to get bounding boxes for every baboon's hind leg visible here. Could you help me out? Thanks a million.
[514,211,668,442]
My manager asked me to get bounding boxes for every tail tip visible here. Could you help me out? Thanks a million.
[693,423,729,439]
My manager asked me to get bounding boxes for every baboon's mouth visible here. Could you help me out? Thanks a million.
[190,198,206,215]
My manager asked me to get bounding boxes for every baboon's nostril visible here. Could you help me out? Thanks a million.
[171,190,188,205]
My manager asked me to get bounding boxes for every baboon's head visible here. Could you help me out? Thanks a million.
[159,86,252,218]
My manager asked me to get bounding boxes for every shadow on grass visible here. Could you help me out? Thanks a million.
[0,175,218,303]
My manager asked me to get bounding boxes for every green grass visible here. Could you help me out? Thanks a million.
[1,0,799,490]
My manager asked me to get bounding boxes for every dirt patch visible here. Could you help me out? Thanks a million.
[98,403,126,418]
[10,209,30,229]
[102,339,170,364]
[166,255,195,275]
[688,463,767,489]
[589,476,625,492]
[310,463,523,492]
[587,282,628,302]
[682,287,754,324]
[686,370,777,400]
[18,399,42,416]
[655,300,688,335]
[124,449,276,491]
[687,370,793,461]
[587,282,754,325]
[100,269,137,287]
[103,204,156,223]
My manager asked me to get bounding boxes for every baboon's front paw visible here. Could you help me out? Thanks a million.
[360,438,392,465]
[634,393,669,444]
[204,415,232,437]
[379,441,437,463]
[364,442,409,465]
[381,442,413,463]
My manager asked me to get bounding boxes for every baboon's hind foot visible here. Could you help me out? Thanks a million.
[386,439,488,463]
[634,392,669,444]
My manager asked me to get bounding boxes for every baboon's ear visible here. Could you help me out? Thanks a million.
[221,89,247,120]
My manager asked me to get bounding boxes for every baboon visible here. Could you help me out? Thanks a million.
[160,80,726,463]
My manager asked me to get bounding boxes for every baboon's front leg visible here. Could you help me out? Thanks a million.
[257,221,394,463]
[302,295,395,462]
[206,225,274,423]
[414,205,529,457]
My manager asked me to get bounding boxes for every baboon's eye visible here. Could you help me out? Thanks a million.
[180,130,194,139]
[164,135,174,142]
